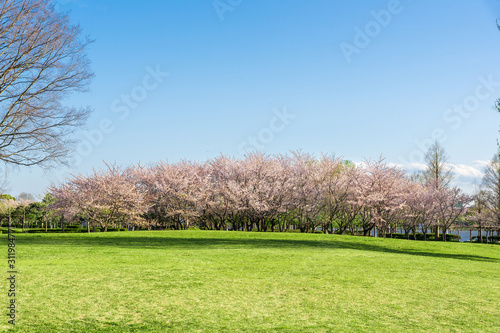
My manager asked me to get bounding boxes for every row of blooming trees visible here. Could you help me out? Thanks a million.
[47,152,492,241]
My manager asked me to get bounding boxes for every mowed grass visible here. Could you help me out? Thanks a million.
[1,230,499,332]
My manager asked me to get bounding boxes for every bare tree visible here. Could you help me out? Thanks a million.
[17,191,34,201]
[480,151,500,228]
[0,0,93,167]
[423,140,453,189]
[422,140,453,238]
[496,99,500,149]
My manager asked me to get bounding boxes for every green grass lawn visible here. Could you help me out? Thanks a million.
[1,230,499,332]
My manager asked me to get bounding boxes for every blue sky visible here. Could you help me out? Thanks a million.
[7,0,500,197]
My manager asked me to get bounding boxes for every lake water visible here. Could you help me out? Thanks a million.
[389,229,494,242]
[451,229,497,242]
[314,227,497,242]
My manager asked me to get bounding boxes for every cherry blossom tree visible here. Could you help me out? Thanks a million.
[141,160,201,230]
[353,158,407,237]
[401,181,438,240]
[287,151,324,233]
[193,155,235,230]
[50,163,148,232]
[0,197,19,226]
[240,152,293,232]
[434,186,472,241]
[317,156,358,234]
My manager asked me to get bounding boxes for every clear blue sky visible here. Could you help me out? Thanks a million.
[8,0,500,197]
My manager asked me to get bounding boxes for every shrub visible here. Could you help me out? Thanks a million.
[384,233,459,241]
[25,228,45,233]
[46,228,63,233]
[65,225,81,229]
[80,228,102,232]
[0,228,20,233]
[471,236,500,243]
[65,229,83,233]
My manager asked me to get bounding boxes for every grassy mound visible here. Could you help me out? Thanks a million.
[1,230,499,332]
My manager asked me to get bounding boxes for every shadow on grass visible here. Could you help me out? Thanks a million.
[16,233,500,263]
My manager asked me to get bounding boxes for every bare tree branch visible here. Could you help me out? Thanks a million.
[0,0,93,167]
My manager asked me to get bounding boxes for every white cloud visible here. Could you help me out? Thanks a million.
[387,162,426,173]
[356,160,485,194]
[359,161,485,186]
[444,163,484,178]
[473,160,490,169]
[407,163,427,171]
[393,161,483,179]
